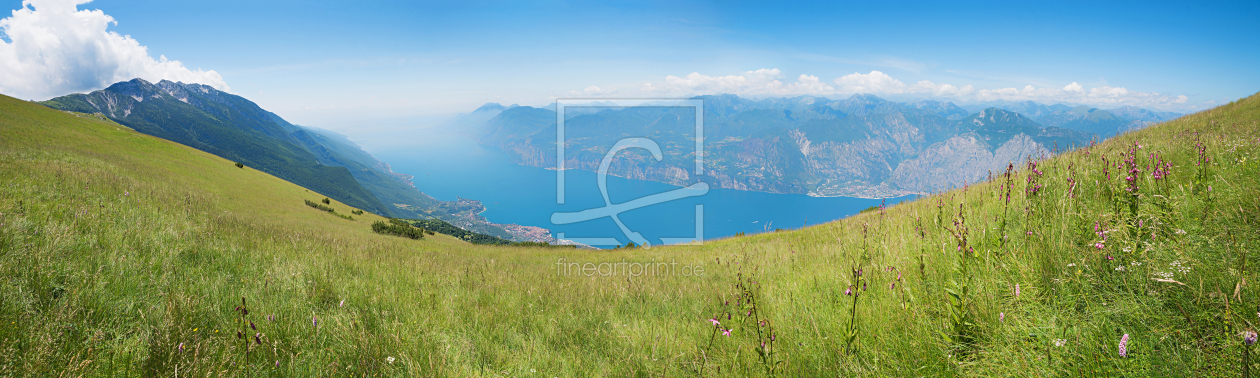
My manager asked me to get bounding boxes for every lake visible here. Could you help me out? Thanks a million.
[371,130,915,248]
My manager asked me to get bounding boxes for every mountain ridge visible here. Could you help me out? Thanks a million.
[466,94,1120,197]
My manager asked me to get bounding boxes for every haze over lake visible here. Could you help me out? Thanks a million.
[373,129,914,248]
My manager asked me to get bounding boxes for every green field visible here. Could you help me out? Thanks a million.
[1,92,1259,376]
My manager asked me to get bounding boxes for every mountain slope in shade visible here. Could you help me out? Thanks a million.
[41,78,392,216]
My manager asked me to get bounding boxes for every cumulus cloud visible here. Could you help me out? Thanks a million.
[629,68,1194,110]
[0,0,228,100]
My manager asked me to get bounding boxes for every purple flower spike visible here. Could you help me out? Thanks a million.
[1245,330,1258,346]
[1119,334,1130,357]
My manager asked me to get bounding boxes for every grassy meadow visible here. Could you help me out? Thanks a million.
[1,92,1259,376]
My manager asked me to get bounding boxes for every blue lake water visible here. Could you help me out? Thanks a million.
[372,131,914,248]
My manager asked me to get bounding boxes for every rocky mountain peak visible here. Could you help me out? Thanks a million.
[103,78,159,100]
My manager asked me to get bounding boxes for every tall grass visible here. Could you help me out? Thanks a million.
[0,93,1258,376]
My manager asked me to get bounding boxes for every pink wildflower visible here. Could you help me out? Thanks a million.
[1119,334,1130,357]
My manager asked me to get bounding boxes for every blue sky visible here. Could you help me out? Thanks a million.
[1,0,1257,134]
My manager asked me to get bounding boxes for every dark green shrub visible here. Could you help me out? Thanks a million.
[304,199,335,213]
[351,209,364,215]
[304,200,352,220]
[234,162,244,169]
[321,198,331,205]
[371,221,424,239]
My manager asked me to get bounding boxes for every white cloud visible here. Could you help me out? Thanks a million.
[0,0,228,100]
[628,69,1195,110]
[833,70,906,94]
[640,68,834,97]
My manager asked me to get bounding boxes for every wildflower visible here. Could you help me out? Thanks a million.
[1245,330,1258,346]
[275,360,280,368]
[1067,263,1076,267]
[313,315,318,327]
[250,321,256,330]
[722,329,732,337]
[1015,283,1020,298]
[709,318,720,326]
[1053,339,1066,347]
[177,342,184,353]
[1106,255,1114,261]
[999,312,1005,322]
[1119,334,1130,357]
[845,287,852,296]
[339,300,345,308]
[254,333,262,345]
[268,314,275,321]
[387,356,396,364]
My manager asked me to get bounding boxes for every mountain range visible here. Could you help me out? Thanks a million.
[463,94,1179,197]
[39,79,546,242]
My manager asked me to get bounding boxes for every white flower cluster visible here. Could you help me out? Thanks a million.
[1170,260,1191,274]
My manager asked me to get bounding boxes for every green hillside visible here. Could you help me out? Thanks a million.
[1,91,1259,376]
